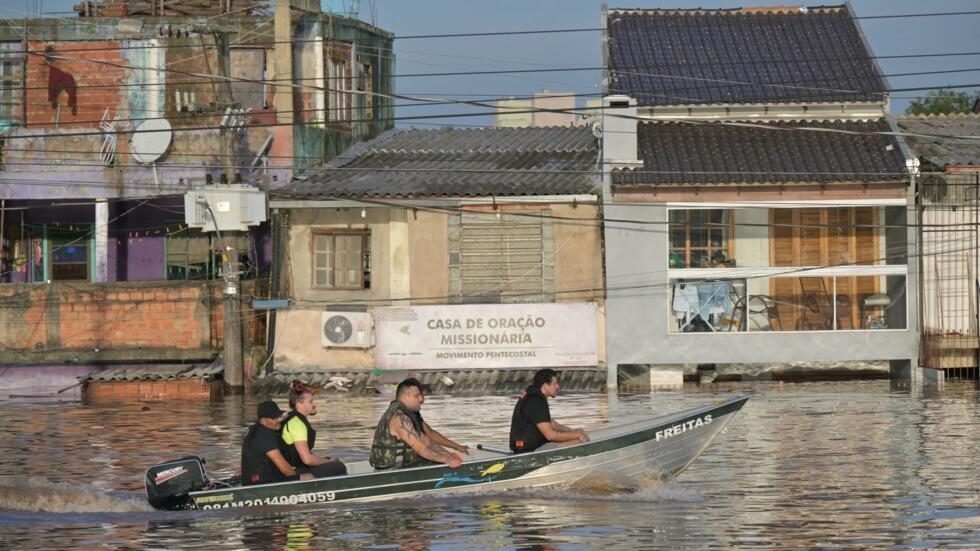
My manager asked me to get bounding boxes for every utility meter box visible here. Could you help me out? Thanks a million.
[184,185,267,232]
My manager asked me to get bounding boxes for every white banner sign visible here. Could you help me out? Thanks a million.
[374,303,598,370]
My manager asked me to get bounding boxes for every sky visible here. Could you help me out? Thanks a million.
[9,0,980,127]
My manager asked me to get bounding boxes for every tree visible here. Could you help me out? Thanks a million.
[905,89,978,116]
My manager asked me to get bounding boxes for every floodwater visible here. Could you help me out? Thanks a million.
[2,379,980,549]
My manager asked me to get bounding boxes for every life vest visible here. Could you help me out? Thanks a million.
[279,411,317,467]
[370,400,425,469]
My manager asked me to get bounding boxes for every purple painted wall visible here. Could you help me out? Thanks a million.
[2,196,270,283]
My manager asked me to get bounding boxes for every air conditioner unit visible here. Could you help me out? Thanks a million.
[320,311,374,349]
[921,174,949,204]
[923,174,979,205]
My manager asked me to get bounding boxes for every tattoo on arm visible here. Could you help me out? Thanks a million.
[394,412,453,462]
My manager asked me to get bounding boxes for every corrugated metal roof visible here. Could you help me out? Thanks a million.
[252,368,607,395]
[83,363,223,382]
[897,115,980,168]
[273,127,599,200]
[605,5,887,106]
[612,119,908,185]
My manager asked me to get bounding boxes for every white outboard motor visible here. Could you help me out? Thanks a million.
[144,455,209,510]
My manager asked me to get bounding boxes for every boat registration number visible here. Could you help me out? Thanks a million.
[198,491,336,509]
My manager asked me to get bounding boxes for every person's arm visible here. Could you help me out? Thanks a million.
[266,449,313,480]
[293,439,335,467]
[390,412,462,468]
[536,421,589,445]
[552,420,588,438]
[422,421,469,454]
[284,418,338,467]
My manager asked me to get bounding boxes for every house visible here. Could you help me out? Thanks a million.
[0,2,393,382]
[267,126,604,375]
[898,114,980,372]
[598,5,918,386]
[495,90,578,128]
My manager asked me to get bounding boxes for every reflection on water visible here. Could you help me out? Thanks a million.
[3,381,980,548]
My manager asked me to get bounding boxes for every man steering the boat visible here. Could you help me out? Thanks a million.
[241,400,314,486]
[509,368,589,453]
[370,378,465,470]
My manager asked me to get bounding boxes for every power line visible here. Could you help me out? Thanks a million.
[388,10,980,40]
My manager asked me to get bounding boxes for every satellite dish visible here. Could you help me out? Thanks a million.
[130,118,172,164]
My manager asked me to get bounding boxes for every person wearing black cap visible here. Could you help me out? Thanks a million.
[241,400,313,486]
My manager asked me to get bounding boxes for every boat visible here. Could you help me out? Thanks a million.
[145,394,749,510]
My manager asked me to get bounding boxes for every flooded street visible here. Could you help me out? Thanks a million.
[3,380,980,549]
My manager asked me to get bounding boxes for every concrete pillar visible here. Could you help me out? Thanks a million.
[274,0,294,127]
[94,200,108,282]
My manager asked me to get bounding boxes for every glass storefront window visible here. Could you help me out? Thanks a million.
[668,274,906,333]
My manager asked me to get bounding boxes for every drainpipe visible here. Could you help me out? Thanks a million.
[911,159,924,368]
[266,209,284,375]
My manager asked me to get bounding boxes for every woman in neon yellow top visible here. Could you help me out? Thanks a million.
[280,381,347,477]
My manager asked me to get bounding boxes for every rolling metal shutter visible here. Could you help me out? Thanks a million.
[449,211,554,303]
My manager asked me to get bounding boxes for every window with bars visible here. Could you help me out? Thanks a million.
[49,228,91,281]
[312,230,370,289]
[328,58,350,123]
[356,61,372,121]
[0,41,25,126]
[668,209,733,268]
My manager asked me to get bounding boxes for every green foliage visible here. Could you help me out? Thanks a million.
[905,89,977,116]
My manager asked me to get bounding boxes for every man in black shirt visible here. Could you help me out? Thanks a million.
[509,368,589,453]
[241,400,313,486]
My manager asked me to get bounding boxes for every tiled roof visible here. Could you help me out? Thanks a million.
[274,127,599,200]
[612,119,907,185]
[897,115,980,168]
[605,5,887,106]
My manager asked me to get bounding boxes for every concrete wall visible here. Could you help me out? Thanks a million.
[275,204,605,371]
[408,209,448,305]
[733,208,771,296]
[553,204,604,303]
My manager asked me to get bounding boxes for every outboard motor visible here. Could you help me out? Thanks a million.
[144,455,209,510]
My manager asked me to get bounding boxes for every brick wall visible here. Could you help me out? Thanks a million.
[83,378,223,403]
[164,35,224,124]
[26,40,128,128]
[0,281,232,360]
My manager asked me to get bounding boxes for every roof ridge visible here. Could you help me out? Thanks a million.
[326,128,406,168]
[898,112,980,121]
[608,5,846,16]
